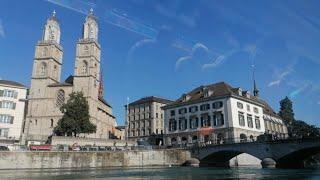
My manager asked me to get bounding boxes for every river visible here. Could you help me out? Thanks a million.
[1,167,320,179]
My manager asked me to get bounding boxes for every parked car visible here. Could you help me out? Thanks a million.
[0,145,9,151]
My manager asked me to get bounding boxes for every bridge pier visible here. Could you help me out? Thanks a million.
[261,158,276,168]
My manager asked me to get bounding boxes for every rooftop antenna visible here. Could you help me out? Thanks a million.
[125,97,130,140]
[252,60,259,97]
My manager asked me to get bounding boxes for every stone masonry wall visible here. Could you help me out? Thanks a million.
[0,149,190,169]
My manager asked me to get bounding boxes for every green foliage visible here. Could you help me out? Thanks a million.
[54,92,96,137]
[279,96,295,125]
[279,96,319,138]
[290,120,320,138]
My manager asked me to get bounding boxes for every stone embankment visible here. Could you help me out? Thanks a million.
[0,149,191,169]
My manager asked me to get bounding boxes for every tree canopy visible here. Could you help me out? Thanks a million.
[279,96,319,138]
[54,92,96,137]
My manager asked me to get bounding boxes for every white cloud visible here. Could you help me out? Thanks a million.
[175,43,213,70]
[0,19,5,38]
[268,64,294,87]
[127,38,156,61]
[202,50,238,69]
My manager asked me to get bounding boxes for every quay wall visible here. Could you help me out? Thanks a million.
[0,149,190,169]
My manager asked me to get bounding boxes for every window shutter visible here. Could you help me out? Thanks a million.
[13,103,16,110]
[0,90,3,97]
[0,101,2,108]
[10,116,14,124]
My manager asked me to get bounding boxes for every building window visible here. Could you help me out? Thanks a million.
[238,112,245,126]
[0,89,18,98]
[0,128,9,138]
[40,62,47,76]
[179,118,187,130]
[0,101,16,109]
[178,108,187,114]
[253,107,259,114]
[255,116,261,129]
[237,102,243,109]
[247,114,253,128]
[169,119,177,131]
[81,61,88,75]
[247,104,251,111]
[170,110,175,116]
[201,115,211,127]
[56,90,65,107]
[189,117,198,129]
[156,113,158,118]
[35,119,38,126]
[189,106,198,113]
[213,112,224,126]
[161,114,163,119]
[50,119,54,127]
[0,114,14,124]
[200,104,210,111]
[212,101,223,109]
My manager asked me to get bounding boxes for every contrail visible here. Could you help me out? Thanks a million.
[45,0,158,39]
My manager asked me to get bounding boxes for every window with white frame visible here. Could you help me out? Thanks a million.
[255,116,261,129]
[0,89,18,98]
[189,117,198,129]
[0,101,16,109]
[0,128,9,138]
[0,114,14,124]
[247,114,253,128]
[237,102,244,109]
[238,112,245,126]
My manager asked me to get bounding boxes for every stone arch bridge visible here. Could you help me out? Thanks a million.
[190,138,320,168]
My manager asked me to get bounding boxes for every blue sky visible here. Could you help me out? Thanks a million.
[0,0,319,126]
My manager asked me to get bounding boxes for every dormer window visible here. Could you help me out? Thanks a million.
[182,94,190,102]
[204,89,213,98]
[238,88,242,96]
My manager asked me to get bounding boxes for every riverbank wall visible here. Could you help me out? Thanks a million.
[0,149,191,169]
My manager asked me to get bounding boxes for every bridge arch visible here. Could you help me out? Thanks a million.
[199,150,262,167]
[276,146,320,168]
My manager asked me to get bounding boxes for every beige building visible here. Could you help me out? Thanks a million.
[0,80,28,144]
[22,10,117,144]
[125,96,172,143]
[162,82,287,146]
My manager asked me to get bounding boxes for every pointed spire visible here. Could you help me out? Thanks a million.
[252,64,259,97]
[89,8,94,15]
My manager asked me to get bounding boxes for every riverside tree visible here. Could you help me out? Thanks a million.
[278,96,319,137]
[54,92,96,137]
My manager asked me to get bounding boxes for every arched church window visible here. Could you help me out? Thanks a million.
[56,90,65,107]
[40,62,47,76]
[81,61,88,75]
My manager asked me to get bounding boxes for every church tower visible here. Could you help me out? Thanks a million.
[73,9,101,99]
[30,11,63,98]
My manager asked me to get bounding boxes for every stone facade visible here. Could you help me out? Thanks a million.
[125,96,172,143]
[0,80,27,143]
[22,11,116,144]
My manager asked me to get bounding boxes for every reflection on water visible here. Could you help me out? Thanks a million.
[1,167,320,180]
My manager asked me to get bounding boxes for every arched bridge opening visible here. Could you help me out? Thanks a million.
[277,146,320,168]
[199,150,261,167]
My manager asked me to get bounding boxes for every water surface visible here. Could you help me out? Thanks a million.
[1,167,320,179]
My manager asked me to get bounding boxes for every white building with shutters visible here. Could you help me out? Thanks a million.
[0,80,27,143]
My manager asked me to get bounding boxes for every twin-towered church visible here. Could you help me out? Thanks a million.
[22,10,117,144]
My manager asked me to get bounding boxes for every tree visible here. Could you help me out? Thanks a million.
[290,120,320,138]
[279,96,295,125]
[54,92,96,137]
[279,96,319,138]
